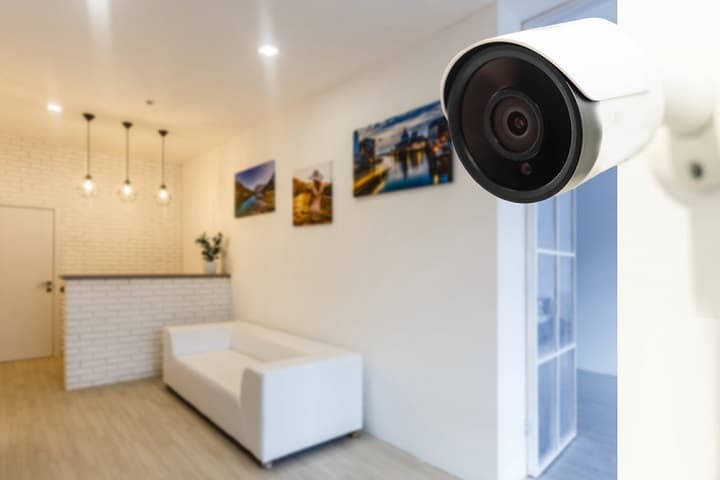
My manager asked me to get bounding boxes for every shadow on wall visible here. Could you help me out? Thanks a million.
[691,201,720,318]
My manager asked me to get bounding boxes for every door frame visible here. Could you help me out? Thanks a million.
[0,203,57,357]
[521,0,616,29]
[525,198,578,476]
[516,0,616,476]
[526,205,540,475]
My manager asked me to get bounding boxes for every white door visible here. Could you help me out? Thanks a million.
[527,192,577,476]
[0,206,54,362]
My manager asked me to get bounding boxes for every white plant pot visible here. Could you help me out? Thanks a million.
[204,260,217,275]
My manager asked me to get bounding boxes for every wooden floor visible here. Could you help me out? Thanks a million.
[537,370,617,480]
[0,358,455,480]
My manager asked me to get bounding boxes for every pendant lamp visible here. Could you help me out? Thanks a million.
[157,129,171,206]
[118,121,137,202]
[80,113,96,197]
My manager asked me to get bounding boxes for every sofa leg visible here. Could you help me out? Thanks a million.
[350,431,361,439]
[262,461,273,470]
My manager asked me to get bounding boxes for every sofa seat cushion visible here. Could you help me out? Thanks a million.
[177,350,258,398]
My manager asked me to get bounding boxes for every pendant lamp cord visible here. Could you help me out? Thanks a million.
[161,134,166,185]
[125,127,129,181]
[123,121,132,182]
[86,120,91,175]
[83,113,94,177]
[159,129,168,186]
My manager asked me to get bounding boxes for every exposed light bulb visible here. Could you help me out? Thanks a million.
[157,185,171,205]
[119,180,136,201]
[81,175,96,197]
[258,44,279,57]
[47,103,63,113]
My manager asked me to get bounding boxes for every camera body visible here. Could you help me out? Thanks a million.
[441,18,664,203]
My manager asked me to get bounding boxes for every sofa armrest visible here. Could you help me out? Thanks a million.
[163,322,233,358]
[240,353,363,463]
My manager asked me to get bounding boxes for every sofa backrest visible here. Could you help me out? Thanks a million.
[231,332,301,362]
[228,321,354,363]
[168,323,232,357]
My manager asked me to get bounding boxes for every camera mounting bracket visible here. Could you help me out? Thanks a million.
[652,68,720,203]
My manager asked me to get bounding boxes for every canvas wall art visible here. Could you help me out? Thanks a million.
[353,101,452,197]
[292,162,333,226]
[234,160,276,218]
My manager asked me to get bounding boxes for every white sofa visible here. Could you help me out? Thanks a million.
[162,321,363,466]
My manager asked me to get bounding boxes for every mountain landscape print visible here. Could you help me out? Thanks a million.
[235,160,276,218]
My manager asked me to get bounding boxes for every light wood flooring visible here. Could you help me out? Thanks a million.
[537,370,617,480]
[0,357,455,480]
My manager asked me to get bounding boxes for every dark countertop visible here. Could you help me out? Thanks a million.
[61,274,231,280]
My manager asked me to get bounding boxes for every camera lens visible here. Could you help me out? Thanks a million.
[486,90,543,159]
[508,111,528,136]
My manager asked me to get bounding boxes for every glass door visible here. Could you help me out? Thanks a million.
[520,0,614,476]
[527,191,577,476]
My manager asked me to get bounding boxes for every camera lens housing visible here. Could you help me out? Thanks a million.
[444,44,586,203]
[441,18,665,204]
[485,89,544,160]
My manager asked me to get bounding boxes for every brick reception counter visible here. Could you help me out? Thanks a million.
[61,274,232,390]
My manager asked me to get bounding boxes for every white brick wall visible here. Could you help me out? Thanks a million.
[64,277,232,390]
[0,133,183,354]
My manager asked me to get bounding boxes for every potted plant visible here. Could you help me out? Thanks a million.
[195,232,223,274]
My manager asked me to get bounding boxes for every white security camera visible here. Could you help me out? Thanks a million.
[441,18,716,203]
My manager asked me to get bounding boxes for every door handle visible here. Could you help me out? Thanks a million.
[45,280,53,293]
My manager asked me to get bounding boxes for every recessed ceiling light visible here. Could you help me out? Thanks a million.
[258,44,279,57]
[47,103,63,113]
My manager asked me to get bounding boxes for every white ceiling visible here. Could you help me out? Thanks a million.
[0,0,493,163]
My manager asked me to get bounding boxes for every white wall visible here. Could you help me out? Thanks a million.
[182,6,501,479]
[0,133,183,354]
[576,169,617,376]
[618,1,720,478]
